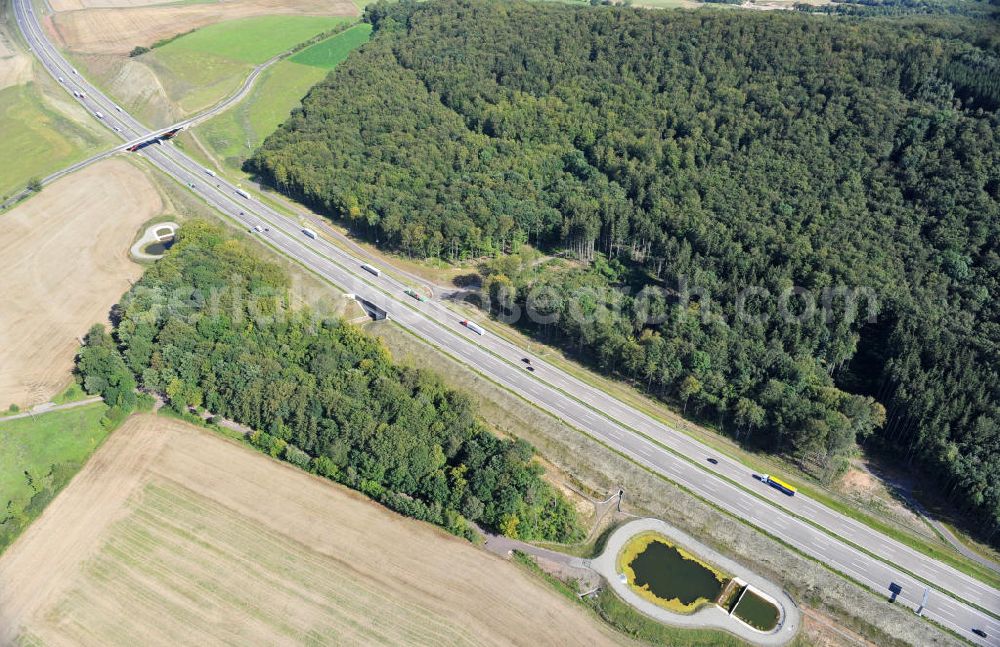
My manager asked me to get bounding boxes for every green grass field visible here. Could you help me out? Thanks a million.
[195,60,326,166]
[157,15,350,63]
[0,82,110,199]
[197,24,371,169]
[0,403,109,507]
[52,384,90,405]
[0,402,110,553]
[290,23,372,68]
[141,15,351,116]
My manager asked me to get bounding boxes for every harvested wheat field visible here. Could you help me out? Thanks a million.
[0,415,628,647]
[50,0,204,10]
[48,0,357,55]
[0,159,162,408]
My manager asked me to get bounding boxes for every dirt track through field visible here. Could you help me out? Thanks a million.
[0,415,629,646]
[49,0,357,55]
[0,158,162,407]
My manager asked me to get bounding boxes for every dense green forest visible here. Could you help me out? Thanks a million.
[250,0,1000,543]
[76,222,580,542]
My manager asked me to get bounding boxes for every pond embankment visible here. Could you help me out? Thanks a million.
[588,518,800,645]
[131,221,178,260]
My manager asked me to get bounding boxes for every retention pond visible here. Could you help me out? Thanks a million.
[619,532,725,612]
[733,588,780,631]
[142,238,174,255]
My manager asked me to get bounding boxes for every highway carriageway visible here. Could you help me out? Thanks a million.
[13,0,1000,642]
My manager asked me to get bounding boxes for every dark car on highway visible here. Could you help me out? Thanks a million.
[972,629,987,638]
[707,457,719,465]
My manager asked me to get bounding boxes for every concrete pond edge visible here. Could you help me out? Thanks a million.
[586,517,801,645]
[130,221,179,261]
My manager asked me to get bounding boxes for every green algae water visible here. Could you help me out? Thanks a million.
[629,539,723,605]
[733,589,779,631]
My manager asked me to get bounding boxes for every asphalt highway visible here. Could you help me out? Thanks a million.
[13,1,1000,643]
[0,42,282,211]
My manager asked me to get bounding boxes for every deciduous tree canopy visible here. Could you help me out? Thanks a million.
[77,222,581,543]
[251,0,1000,543]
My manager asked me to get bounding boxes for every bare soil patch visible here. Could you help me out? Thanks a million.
[0,51,31,89]
[840,466,876,492]
[0,8,33,89]
[74,52,175,125]
[836,459,930,533]
[0,158,162,408]
[49,0,358,55]
[801,606,877,647]
[0,415,627,646]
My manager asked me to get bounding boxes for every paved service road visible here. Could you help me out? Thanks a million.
[0,397,103,424]
[13,1,999,644]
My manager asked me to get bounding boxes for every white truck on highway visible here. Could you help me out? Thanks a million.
[302,228,318,239]
[204,168,216,177]
[235,188,250,199]
[94,111,104,119]
[361,263,381,277]
[461,320,485,336]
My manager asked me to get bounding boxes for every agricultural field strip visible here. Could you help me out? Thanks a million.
[0,416,623,646]
[12,0,999,643]
[46,0,357,57]
[0,157,160,406]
